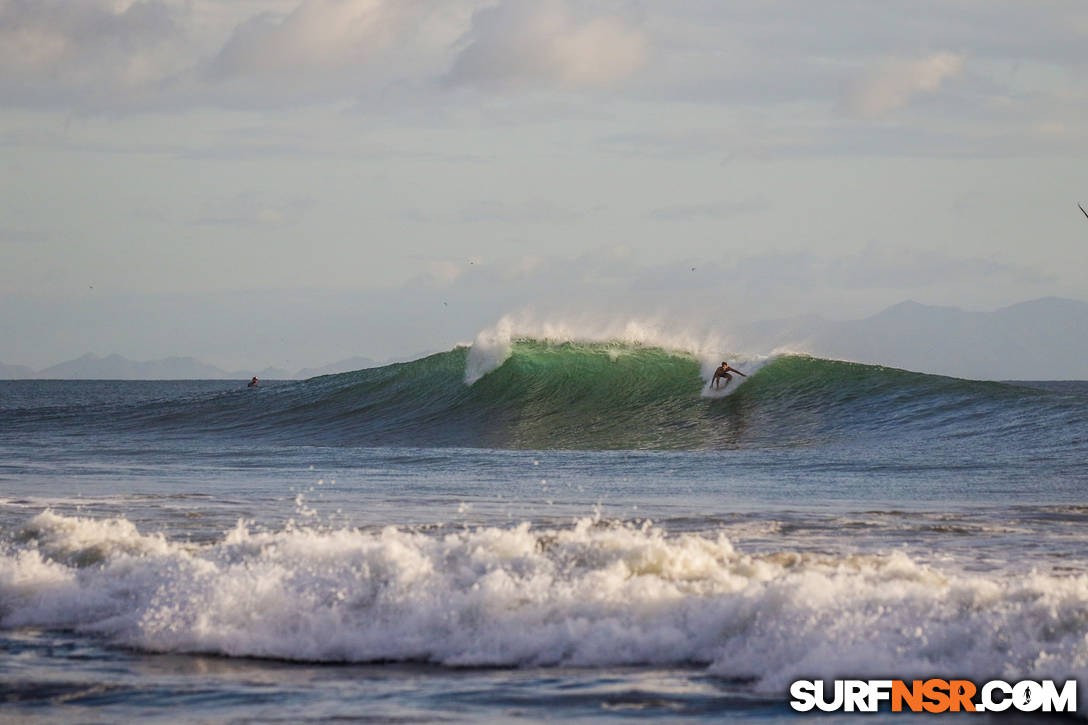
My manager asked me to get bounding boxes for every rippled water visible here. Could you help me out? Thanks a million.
[1,373,1086,723]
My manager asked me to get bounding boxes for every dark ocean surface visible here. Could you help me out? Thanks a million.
[2,342,1087,723]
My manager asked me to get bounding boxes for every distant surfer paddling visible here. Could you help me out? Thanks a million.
[248,376,259,388]
[711,361,746,390]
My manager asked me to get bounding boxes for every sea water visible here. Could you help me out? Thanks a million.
[2,343,1087,723]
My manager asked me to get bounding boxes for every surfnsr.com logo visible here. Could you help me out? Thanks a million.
[789,679,1077,713]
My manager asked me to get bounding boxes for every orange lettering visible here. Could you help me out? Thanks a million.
[922,679,951,713]
[892,680,924,712]
[949,680,976,712]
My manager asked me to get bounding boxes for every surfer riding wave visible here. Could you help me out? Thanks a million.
[711,361,746,389]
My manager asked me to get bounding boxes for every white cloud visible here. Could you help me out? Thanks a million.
[446,0,647,90]
[0,0,473,109]
[207,0,414,79]
[648,198,768,221]
[190,191,315,227]
[1,0,1081,133]
[843,52,965,118]
[194,0,484,107]
[402,199,601,224]
[0,0,186,106]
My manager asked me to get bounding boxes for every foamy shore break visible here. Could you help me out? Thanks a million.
[2,510,1086,701]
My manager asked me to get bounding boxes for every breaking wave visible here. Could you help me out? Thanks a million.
[4,338,1085,451]
[2,510,1086,695]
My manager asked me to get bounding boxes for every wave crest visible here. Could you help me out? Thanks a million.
[463,315,757,384]
[8,342,1084,451]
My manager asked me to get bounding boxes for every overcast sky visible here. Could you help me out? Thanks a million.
[2,0,1087,371]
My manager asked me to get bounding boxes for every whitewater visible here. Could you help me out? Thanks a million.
[2,326,1087,723]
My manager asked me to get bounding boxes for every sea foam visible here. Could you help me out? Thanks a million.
[463,314,773,386]
[2,510,1086,700]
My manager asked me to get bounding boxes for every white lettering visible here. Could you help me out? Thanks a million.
[791,678,1077,714]
[815,680,844,712]
[981,681,1012,712]
[844,680,868,712]
[789,680,817,712]
[1040,680,1077,713]
[1014,680,1043,711]
[867,680,893,711]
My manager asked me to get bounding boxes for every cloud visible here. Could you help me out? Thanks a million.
[827,244,1051,289]
[842,52,965,118]
[399,243,1053,320]
[424,259,464,285]
[0,0,1084,166]
[0,0,1079,133]
[648,198,768,221]
[445,0,648,90]
[206,0,415,79]
[0,0,187,108]
[401,199,603,224]
[0,225,50,246]
[192,0,488,108]
[190,191,315,227]
[0,0,467,110]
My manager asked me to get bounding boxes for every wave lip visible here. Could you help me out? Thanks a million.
[2,511,1087,700]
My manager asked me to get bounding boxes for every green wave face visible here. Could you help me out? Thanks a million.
[465,341,712,449]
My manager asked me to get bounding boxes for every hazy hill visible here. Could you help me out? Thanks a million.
[4,298,1085,380]
[295,356,377,379]
[237,366,294,380]
[11,353,336,380]
[36,354,236,380]
[0,361,34,379]
[740,297,1088,380]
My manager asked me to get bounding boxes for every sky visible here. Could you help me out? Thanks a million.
[2,0,1087,372]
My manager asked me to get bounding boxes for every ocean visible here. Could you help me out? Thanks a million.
[2,339,1087,723]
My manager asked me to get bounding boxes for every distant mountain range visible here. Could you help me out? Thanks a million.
[293,356,378,379]
[0,354,376,381]
[32,354,276,380]
[2,298,1085,380]
[0,361,35,379]
[736,296,1088,380]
